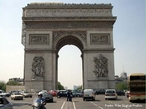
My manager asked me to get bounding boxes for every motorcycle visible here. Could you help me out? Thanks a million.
[29,98,46,109]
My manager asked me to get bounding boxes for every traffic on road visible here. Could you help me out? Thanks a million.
[3,93,145,109]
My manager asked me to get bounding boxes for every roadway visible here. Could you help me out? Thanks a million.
[7,95,145,109]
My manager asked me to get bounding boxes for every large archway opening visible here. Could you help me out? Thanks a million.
[58,45,82,89]
[56,36,83,89]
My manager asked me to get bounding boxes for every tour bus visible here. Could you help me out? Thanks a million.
[128,73,145,102]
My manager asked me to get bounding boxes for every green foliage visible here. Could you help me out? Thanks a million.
[116,82,128,90]
[76,85,82,90]
[58,82,65,90]
[0,81,6,91]
[6,81,21,86]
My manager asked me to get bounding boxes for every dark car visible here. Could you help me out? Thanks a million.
[75,92,83,97]
[42,92,53,102]
[57,90,67,98]
[116,90,125,96]
[96,89,105,95]
[0,97,13,109]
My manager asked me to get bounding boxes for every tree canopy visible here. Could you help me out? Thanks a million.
[116,82,128,90]
[58,82,65,90]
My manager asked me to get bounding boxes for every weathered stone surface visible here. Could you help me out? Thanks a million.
[22,3,116,90]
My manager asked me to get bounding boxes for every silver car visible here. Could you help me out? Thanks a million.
[105,89,118,100]
[0,97,13,109]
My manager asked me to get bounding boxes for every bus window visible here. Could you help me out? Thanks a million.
[130,76,145,81]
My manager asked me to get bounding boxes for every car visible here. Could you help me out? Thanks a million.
[105,89,117,100]
[48,90,57,96]
[20,91,32,98]
[116,90,125,96]
[10,92,23,100]
[57,90,67,98]
[38,90,47,95]
[83,89,96,101]
[0,90,10,97]
[96,89,106,95]
[75,92,83,97]
[42,92,53,102]
[0,97,13,109]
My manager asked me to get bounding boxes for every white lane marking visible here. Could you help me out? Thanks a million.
[61,101,66,109]
[91,101,103,109]
[73,101,76,109]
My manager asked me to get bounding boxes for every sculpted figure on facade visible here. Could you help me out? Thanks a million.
[53,31,86,42]
[31,56,45,79]
[93,54,108,78]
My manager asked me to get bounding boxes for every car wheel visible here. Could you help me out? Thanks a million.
[51,99,53,102]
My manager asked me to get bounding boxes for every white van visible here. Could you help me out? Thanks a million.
[83,89,96,101]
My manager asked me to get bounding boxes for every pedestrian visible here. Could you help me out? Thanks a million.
[67,90,72,102]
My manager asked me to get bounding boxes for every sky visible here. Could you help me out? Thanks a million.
[0,0,145,89]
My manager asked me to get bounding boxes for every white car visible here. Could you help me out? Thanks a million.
[83,89,96,101]
[0,90,10,97]
[105,89,117,100]
[20,91,32,98]
[0,97,13,109]
[10,92,23,100]
[38,90,47,95]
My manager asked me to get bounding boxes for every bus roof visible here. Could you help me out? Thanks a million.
[129,73,146,76]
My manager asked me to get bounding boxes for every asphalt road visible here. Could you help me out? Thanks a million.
[7,94,146,109]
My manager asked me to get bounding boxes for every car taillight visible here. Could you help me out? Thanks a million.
[105,94,109,96]
[112,94,115,96]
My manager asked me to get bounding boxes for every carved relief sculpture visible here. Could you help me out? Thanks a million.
[31,56,45,79]
[53,31,86,42]
[29,34,49,44]
[93,54,108,78]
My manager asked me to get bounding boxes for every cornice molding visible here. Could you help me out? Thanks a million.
[24,3,113,9]
[22,16,117,21]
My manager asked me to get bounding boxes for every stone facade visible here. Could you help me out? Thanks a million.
[22,3,116,90]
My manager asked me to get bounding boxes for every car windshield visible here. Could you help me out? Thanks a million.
[43,93,50,96]
[106,90,115,93]
[24,91,29,93]
[14,93,21,95]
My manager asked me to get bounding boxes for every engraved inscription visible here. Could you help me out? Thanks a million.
[90,33,110,45]
[29,34,49,44]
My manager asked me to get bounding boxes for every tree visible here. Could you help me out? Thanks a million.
[0,81,6,91]
[76,85,82,90]
[116,82,128,90]
[58,82,65,90]
[6,81,21,86]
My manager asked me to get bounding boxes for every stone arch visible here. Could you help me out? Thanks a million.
[54,34,85,53]
[22,3,116,90]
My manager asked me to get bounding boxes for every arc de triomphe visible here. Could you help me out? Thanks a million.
[21,3,117,90]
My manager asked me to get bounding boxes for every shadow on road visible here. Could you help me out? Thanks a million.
[12,102,30,107]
